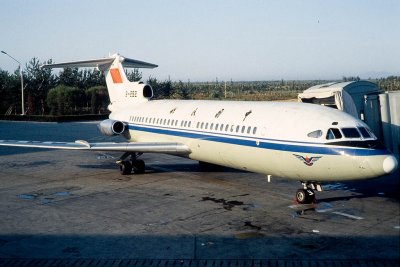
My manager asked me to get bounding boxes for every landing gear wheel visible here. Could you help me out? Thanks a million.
[119,161,132,175]
[296,189,315,204]
[132,159,145,174]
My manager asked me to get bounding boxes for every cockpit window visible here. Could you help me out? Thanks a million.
[342,128,361,138]
[307,130,322,138]
[326,128,342,140]
[358,127,371,138]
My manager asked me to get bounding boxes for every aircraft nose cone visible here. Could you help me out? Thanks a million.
[383,155,398,174]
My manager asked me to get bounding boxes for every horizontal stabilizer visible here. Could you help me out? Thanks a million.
[0,140,190,154]
[42,54,158,70]
[42,58,115,70]
[120,57,158,69]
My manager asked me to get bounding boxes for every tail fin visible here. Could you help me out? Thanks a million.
[42,53,157,110]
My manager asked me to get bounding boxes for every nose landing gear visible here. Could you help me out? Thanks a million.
[295,182,322,204]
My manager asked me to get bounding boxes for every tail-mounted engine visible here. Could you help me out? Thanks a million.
[124,82,153,100]
[108,81,154,112]
[98,119,126,136]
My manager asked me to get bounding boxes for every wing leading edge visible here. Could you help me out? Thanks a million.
[0,140,191,155]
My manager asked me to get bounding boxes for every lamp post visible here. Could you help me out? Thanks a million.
[1,50,25,115]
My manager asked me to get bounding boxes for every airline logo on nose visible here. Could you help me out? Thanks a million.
[293,154,322,166]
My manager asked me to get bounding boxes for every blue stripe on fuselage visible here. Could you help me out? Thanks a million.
[128,124,389,156]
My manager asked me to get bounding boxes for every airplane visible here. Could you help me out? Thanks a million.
[0,53,398,204]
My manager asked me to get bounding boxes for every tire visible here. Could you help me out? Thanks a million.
[119,161,132,175]
[132,159,145,174]
[296,189,308,204]
[296,189,315,204]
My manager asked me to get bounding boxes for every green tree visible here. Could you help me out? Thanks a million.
[86,86,109,114]
[46,85,83,115]
[24,58,56,115]
[126,69,142,82]
[80,69,105,89]
[178,80,190,99]
[0,69,20,114]
[58,67,82,88]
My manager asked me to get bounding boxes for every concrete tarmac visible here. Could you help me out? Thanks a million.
[0,121,399,265]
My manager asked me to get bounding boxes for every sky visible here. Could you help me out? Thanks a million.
[0,0,399,81]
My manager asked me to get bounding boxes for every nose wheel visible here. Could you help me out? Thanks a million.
[296,188,315,204]
[295,182,321,204]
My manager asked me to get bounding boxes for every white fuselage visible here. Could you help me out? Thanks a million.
[110,99,396,182]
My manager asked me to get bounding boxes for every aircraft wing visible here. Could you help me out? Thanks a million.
[0,140,191,155]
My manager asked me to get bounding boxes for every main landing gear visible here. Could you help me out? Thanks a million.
[116,152,145,175]
[295,182,322,204]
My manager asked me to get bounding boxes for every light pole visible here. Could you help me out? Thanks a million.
[1,50,25,115]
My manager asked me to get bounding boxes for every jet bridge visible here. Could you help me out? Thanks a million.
[298,81,399,161]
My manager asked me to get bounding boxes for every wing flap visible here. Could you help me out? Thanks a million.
[0,140,191,154]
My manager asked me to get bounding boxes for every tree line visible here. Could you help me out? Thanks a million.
[1,57,399,116]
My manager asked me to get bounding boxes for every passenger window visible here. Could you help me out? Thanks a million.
[184,121,187,127]
[201,122,204,129]
[241,126,246,133]
[326,128,342,140]
[358,127,371,138]
[230,125,234,132]
[247,126,251,134]
[253,127,257,134]
[342,128,361,138]
[225,125,229,131]
[188,121,191,127]
[236,125,240,132]
[210,123,214,130]
[205,123,209,129]
[307,130,322,138]
[196,122,200,128]
[220,124,224,131]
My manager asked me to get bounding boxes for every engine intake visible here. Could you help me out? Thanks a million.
[143,84,153,98]
[98,119,126,136]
